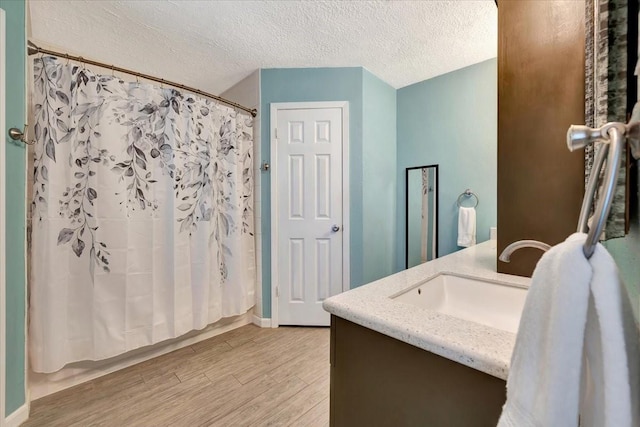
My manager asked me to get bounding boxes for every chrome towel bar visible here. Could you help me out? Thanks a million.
[567,122,628,258]
[457,189,479,208]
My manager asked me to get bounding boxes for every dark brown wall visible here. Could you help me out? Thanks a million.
[498,0,586,276]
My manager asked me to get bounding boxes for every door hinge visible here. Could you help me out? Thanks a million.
[274,128,278,139]
[276,286,279,298]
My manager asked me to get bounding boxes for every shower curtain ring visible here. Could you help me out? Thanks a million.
[111,64,115,77]
[65,53,70,65]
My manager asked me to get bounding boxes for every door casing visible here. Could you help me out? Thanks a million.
[270,101,350,328]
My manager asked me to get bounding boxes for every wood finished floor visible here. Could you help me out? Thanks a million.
[24,325,330,427]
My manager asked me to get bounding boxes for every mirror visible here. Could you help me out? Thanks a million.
[406,165,439,269]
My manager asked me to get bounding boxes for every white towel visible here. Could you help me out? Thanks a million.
[498,233,639,427]
[457,206,476,247]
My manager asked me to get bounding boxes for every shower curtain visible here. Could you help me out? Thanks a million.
[29,57,255,373]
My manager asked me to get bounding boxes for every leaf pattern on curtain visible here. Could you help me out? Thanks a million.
[30,56,256,373]
[33,58,114,272]
[32,56,254,281]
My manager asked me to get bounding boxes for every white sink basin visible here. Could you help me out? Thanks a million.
[392,273,527,333]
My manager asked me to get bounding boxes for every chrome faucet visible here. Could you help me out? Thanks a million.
[498,240,552,263]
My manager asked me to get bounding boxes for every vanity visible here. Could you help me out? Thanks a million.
[323,240,530,426]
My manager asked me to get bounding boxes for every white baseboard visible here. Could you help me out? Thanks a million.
[30,311,253,400]
[252,315,272,328]
[4,403,29,427]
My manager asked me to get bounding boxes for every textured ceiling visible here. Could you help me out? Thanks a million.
[29,1,497,94]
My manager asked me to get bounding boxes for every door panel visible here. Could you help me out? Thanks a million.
[276,107,343,326]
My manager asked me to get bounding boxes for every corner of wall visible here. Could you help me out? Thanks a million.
[361,70,398,284]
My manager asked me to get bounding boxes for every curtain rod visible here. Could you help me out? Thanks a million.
[27,42,257,118]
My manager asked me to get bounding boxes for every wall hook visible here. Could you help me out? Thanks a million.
[260,162,270,172]
[8,125,35,145]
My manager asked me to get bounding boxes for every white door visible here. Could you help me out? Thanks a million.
[272,103,348,326]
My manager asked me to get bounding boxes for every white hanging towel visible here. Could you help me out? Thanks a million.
[498,233,639,427]
[457,206,476,247]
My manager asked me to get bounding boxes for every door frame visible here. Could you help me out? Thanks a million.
[270,101,350,328]
[0,8,7,425]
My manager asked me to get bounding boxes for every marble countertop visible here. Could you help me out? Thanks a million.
[322,240,531,380]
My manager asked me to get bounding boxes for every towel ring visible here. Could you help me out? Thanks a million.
[457,189,479,208]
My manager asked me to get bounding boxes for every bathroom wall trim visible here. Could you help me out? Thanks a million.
[29,311,253,400]
[3,404,27,427]
[252,315,273,328]
[269,101,350,328]
[3,402,29,427]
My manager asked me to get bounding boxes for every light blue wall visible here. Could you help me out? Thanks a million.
[361,70,397,283]
[2,0,26,415]
[396,59,497,265]
[260,67,398,317]
[604,220,640,321]
[260,68,364,318]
